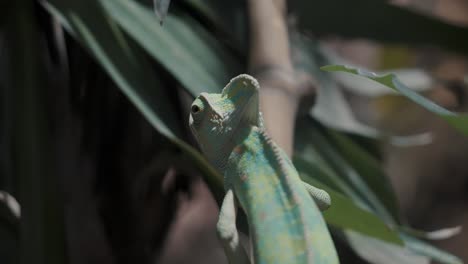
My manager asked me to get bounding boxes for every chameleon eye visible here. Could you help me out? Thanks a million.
[191,104,201,114]
[191,98,204,116]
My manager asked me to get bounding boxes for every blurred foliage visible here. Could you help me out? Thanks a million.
[0,0,466,263]
[290,0,468,55]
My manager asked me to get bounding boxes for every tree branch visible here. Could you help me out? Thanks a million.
[247,0,315,156]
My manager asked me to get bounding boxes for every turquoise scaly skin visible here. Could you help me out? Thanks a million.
[189,74,339,264]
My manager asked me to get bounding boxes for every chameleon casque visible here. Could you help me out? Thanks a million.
[189,74,339,264]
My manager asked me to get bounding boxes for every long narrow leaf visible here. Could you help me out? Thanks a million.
[297,169,403,245]
[43,0,225,201]
[101,0,241,96]
[324,129,401,222]
[297,118,396,224]
[322,65,468,135]
[295,134,362,201]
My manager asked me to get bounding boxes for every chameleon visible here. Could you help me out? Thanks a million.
[189,74,339,264]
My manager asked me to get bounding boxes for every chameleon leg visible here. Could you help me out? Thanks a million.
[302,182,332,211]
[217,189,250,264]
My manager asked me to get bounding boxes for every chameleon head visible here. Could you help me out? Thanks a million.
[189,74,261,166]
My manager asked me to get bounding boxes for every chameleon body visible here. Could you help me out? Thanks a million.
[189,74,339,264]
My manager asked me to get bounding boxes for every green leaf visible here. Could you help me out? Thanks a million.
[42,0,179,138]
[101,0,241,96]
[319,46,434,97]
[291,0,468,55]
[43,0,224,202]
[324,129,401,222]
[295,135,403,245]
[294,135,362,201]
[322,65,468,135]
[293,156,345,196]
[322,187,402,245]
[297,168,403,245]
[293,34,430,147]
[296,118,396,224]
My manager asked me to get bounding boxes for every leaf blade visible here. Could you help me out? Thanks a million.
[101,0,241,96]
[43,0,225,202]
[322,65,468,135]
[298,170,403,245]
